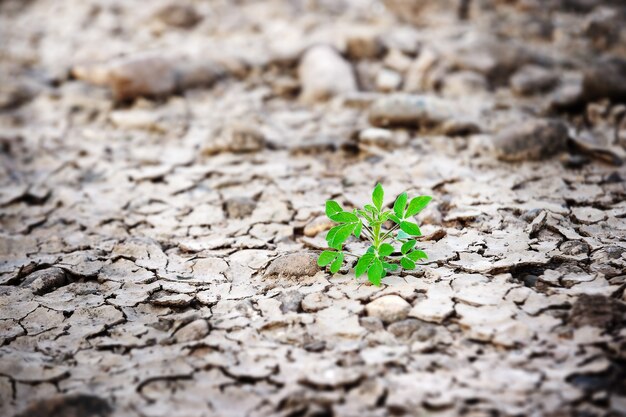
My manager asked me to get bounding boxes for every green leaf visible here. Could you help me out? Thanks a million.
[378,243,394,257]
[400,221,422,236]
[383,262,398,271]
[401,257,416,270]
[318,250,337,267]
[393,192,408,219]
[367,258,383,286]
[405,196,432,218]
[355,253,374,277]
[389,214,402,224]
[354,220,362,238]
[326,225,341,245]
[330,223,356,248]
[325,200,343,218]
[407,250,428,261]
[364,204,377,214]
[356,210,373,223]
[396,230,411,240]
[330,211,359,223]
[401,240,416,254]
[330,252,344,273]
[372,183,384,211]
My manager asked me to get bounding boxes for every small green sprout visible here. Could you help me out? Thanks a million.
[318,183,432,286]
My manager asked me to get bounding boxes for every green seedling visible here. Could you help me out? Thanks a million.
[318,184,432,286]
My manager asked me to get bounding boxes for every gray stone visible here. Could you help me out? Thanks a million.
[298,45,357,103]
[365,295,411,324]
[493,119,568,161]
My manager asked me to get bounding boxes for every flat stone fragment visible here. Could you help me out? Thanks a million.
[493,119,568,161]
[263,252,319,279]
[365,295,411,323]
[150,292,193,307]
[571,206,606,224]
[174,319,210,342]
[300,366,363,388]
[0,350,69,383]
[20,267,68,295]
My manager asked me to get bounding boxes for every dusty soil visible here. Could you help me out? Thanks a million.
[1,1,626,416]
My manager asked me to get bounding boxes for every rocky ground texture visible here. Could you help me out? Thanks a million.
[1,0,626,416]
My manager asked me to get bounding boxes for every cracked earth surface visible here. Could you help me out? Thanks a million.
[1,1,626,416]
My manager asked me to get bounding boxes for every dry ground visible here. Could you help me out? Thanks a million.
[1,1,625,416]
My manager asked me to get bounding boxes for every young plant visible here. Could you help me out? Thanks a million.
[317,184,432,286]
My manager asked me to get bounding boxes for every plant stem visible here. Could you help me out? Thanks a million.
[380,223,400,242]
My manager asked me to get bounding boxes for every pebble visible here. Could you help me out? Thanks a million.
[153,4,202,28]
[298,45,357,103]
[368,94,479,134]
[583,56,626,102]
[376,68,402,92]
[277,290,304,313]
[358,127,407,149]
[492,118,568,161]
[264,252,319,279]
[21,267,67,296]
[365,295,411,324]
[510,65,558,95]
[73,55,224,101]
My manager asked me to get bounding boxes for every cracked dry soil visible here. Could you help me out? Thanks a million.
[1,1,626,416]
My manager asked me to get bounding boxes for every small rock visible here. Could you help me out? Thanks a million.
[264,252,319,279]
[376,68,402,92]
[583,7,623,51]
[571,207,606,224]
[492,118,568,161]
[300,366,363,389]
[224,197,257,219]
[368,94,479,134]
[153,4,202,28]
[73,55,224,100]
[360,316,384,332]
[21,268,68,296]
[174,319,209,342]
[510,65,558,96]
[387,319,422,340]
[365,295,411,324]
[583,56,626,102]
[359,127,407,149]
[151,292,193,307]
[298,45,357,103]
[277,290,304,313]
